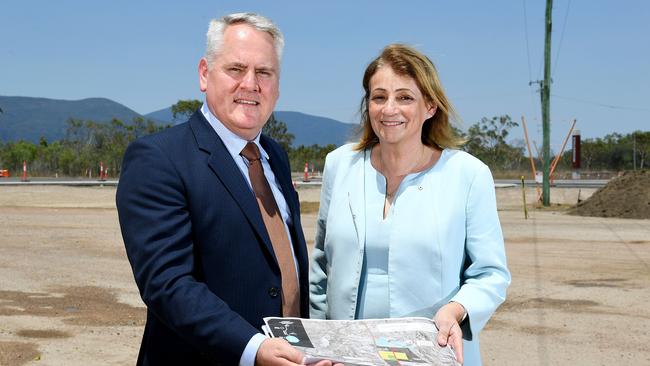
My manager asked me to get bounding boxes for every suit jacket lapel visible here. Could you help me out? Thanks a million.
[189,112,277,261]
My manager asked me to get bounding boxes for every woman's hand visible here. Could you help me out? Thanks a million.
[306,361,344,366]
[434,302,465,364]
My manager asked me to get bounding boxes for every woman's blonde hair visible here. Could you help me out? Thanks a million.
[355,44,463,151]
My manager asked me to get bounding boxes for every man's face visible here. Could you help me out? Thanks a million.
[199,23,280,140]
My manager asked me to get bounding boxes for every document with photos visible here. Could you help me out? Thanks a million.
[262,316,460,366]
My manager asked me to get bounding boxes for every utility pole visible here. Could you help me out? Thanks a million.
[541,0,553,206]
[529,0,553,206]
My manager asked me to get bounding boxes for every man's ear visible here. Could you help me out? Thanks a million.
[198,58,209,92]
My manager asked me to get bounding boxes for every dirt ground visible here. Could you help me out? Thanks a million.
[569,170,650,219]
[1,185,649,365]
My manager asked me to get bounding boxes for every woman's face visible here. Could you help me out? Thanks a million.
[368,66,435,147]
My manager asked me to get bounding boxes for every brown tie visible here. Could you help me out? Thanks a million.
[240,142,300,317]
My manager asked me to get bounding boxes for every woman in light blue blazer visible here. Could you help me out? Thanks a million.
[309,44,510,366]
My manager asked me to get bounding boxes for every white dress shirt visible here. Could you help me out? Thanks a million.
[200,104,298,366]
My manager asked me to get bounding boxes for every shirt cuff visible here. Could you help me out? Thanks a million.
[239,333,267,366]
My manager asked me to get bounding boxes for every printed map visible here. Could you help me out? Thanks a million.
[263,317,460,366]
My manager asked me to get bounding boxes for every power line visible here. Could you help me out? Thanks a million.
[523,0,542,121]
[552,94,650,112]
[552,0,572,78]
[522,0,533,82]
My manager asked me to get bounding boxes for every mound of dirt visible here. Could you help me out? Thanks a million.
[569,170,650,219]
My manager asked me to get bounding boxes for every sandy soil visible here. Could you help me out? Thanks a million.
[569,170,650,219]
[0,185,649,365]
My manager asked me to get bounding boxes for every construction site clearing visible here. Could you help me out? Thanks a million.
[0,179,648,365]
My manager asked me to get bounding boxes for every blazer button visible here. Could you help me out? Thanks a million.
[268,287,280,298]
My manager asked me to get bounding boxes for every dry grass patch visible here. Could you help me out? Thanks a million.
[300,201,320,214]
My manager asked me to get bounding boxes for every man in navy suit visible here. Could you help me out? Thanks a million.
[117,13,322,366]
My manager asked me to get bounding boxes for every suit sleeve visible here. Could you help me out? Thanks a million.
[309,153,335,319]
[451,163,511,341]
[116,137,259,364]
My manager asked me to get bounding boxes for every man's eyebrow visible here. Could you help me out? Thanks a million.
[224,62,247,68]
[255,64,277,70]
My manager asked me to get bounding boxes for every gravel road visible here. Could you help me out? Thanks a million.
[0,185,648,365]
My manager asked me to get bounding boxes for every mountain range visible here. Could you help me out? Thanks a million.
[145,106,358,147]
[0,96,357,147]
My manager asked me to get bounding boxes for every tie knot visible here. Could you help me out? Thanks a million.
[241,142,262,162]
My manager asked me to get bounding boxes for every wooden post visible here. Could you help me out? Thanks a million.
[521,115,541,201]
[549,119,577,183]
[521,176,529,219]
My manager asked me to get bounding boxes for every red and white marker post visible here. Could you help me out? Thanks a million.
[99,161,105,181]
[21,160,28,182]
[303,162,309,182]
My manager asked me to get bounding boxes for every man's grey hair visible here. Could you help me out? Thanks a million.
[205,12,284,69]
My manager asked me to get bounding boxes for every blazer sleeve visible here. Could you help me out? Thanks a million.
[451,163,511,341]
[116,137,259,364]
[309,152,335,319]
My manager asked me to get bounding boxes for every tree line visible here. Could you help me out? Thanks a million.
[459,115,649,174]
[0,117,169,178]
[0,101,647,178]
[168,100,338,174]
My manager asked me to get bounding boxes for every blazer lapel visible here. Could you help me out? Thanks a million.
[189,113,277,261]
[347,149,367,250]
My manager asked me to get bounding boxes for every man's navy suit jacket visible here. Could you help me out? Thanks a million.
[116,111,309,365]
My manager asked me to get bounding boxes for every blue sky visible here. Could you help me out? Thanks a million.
[1,1,648,151]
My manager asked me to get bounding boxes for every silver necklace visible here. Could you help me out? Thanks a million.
[379,145,428,200]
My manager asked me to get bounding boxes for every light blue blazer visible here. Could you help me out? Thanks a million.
[309,143,511,366]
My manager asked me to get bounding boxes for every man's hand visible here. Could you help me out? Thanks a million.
[434,303,465,364]
[256,338,304,366]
